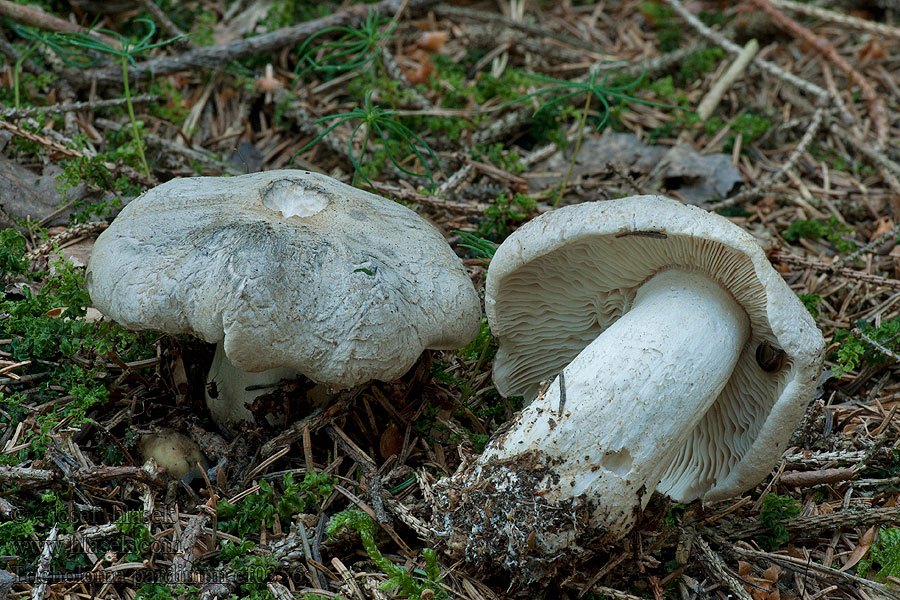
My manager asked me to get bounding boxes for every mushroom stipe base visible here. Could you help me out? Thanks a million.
[432,450,648,583]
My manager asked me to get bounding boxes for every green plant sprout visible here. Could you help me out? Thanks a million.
[455,231,497,265]
[12,42,39,109]
[328,510,446,600]
[292,90,440,187]
[509,69,671,206]
[7,24,84,110]
[55,19,181,177]
[295,10,394,79]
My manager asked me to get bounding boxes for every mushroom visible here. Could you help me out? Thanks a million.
[139,429,208,484]
[87,170,481,430]
[434,196,824,575]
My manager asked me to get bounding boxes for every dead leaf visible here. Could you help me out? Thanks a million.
[872,216,894,239]
[417,31,449,52]
[761,564,779,583]
[404,48,436,85]
[756,195,776,215]
[529,130,743,206]
[858,39,886,64]
[841,525,875,571]
[380,423,403,459]
[45,307,67,318]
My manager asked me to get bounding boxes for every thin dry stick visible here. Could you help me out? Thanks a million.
[76,0,439,86]
[828,122,900,179]
[695,534,754,600]
[664,0,827,100]
[749,0,888,149]
[729,545,900,599]
[26,221,109,261]
[581,586,646,600]
[136,0,191,45]
[0,119,157,187]
[1,94,159,119]
[709,105,825,209]
[30,525,58,600]
[722,504,900,539]
[169,512,210,589]
[434,4,606,54]
[771,250,900,289]
[0,0,120,48]
[697,39,759,120]
[852,327,900,362]
[830,221,900,270]
[770,0,900,39]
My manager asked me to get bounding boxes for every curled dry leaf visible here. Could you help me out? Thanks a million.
[841,525,876,571]
[417,31,449,52]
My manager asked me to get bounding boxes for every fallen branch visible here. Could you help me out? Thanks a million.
[0,0,120,48]
[770,0,900,39]
[74,0,439,87]
[0,119,157,187]
[720,504,900,539]
[778,468,855,487]
[750,0,888,149]
[710,105,825,209]
[770,250,900,290]
[664,0,827,99]
[1,94,158,119]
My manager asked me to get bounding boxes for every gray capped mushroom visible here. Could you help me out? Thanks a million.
[434,196,824,576]
[87,170,481,430]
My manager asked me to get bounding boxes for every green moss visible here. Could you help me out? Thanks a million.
[783,216,856,253]
[477,192,538,241]
[756,493,801,550]
[680,47,725,82]
[638,1,682,51]
[832,317,900,375]
[328,510,447,600]
[798,293,821,319]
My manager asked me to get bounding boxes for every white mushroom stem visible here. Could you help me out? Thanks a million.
[456,269,750,546]
[205,343,298,430]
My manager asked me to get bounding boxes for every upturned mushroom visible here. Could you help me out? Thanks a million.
[87,170,481,430]
[434,196,824,577]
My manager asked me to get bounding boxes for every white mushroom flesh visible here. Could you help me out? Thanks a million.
[483,269,749,540]
[205,343,299,428]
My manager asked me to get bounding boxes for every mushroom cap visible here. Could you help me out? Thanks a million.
[87,170,481,387]
[485,196,824,502]
[138,429,208,483]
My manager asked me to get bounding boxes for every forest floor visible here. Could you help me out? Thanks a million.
[1,0,900,599]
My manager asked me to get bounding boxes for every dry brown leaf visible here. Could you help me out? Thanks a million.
[840,525,876,571]
[417,31,449,51]
[405,48,436,85]
[858,39,886,64]
[872,216,895,239]
[380,423,403,459]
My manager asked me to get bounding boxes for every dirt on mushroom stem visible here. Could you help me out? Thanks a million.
[431,450,655,583]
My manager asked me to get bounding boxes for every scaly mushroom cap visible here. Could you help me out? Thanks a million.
[87,170,481,387]
[486,196,824,502]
